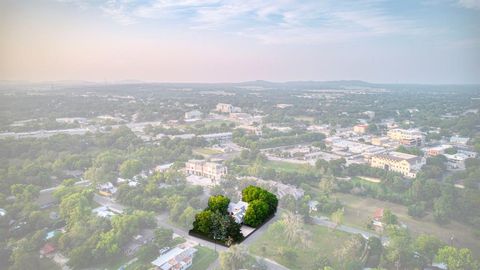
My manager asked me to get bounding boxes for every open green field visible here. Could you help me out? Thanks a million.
[193,147,223,156]
[190,246,218,270]
[249,222,352,269]
[335,192,480,258]
[294,116,315,123]
[263,160,315,173]
[201,119,234,128]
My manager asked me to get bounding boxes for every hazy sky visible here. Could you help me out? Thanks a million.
[1,0,479,84]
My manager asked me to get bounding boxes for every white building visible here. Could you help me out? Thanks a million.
[228,201,249,223]
[184,110,202,120]
[215,103,241,113]
[450,135,470,146]
[151,246,197,270]
[444,150,477,170]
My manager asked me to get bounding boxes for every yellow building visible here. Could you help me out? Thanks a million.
[185,159,228,180]
[387,129,423,146]
[370,151,424,178]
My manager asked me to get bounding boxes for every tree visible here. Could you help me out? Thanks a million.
[319,173,335,196]
[381,226,417,270]
[280,211,310,247]
[334,234,365,269]
[436,246,478,270]
[154,227,173,248]
[179,206,197,229]
[219,244,248,270]
[382,209,398,225]
[119,159,142,179]
[331,208,344,229]
[414,234,443,265]
[241,185,278,215]
[244,200,269,227]
[192,210,213,235]
[59,191,93,228]
[208,195,230,214]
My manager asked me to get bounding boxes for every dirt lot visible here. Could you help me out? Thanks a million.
[334,192,480,258]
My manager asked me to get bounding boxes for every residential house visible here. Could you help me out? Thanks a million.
[228,201,249,223]
[308,201,319,213]
[151,246,198,270]
[372,208,384,229]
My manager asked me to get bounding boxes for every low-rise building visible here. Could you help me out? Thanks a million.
[151,246,197,270]
[426,145,452,156]
[450,135,470,146]
[185,110,202,120]
[198,132,233,143]
[443,150,477,170]
[185,160,228,180]
[353,124,369,134]
[370,151,425,178]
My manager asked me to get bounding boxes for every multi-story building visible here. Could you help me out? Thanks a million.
[370,151,425,178]
[387,129,424,146]
[353,124,369,134]
[444,150,477,170]
[151,246,197,270]
[215,103,241,113]
[185,160,228,180]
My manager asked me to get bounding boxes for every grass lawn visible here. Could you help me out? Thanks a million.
[249,222,351,270]
[201,119,234,128]
[335,192,480,258]
[193,147,223,156]
[263,160,315,173]
[294,116,315,123]
[190,246,218,270]
[357,176,381,183]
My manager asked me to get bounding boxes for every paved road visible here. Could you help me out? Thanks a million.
[93,195,289,270]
